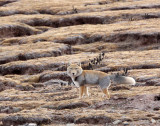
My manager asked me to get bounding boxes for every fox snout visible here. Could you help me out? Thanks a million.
[71,72,76,76]
[71,70,77,76]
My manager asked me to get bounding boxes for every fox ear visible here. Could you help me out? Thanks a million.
[77,62,81,67]
[67,62,71,67]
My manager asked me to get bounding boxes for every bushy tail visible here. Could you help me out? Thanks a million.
[110,75,136,85]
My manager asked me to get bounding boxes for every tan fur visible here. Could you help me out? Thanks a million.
[79,86,85,98]
[81,70,107,78]
[102,88,110,99]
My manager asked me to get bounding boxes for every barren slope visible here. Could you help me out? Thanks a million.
[0,0,160,126]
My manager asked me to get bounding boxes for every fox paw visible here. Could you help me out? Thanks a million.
[87,93,90,97]
[102,94,110,99]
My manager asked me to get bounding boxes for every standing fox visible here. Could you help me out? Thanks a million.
[67,63,136,99]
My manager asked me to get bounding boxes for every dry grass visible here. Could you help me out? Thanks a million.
[0,84,159,124]
[0,53,98,75]
[73,41,118,53]
[0,0,160,125]
[1,49,160,75]
[0,0,160,16]
[103,50,160,68]
[0,42,71,64]
[0,8,160,24]
[1,18,160,46]
[0,22,41,38]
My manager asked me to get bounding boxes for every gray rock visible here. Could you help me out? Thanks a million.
[28,123,37,126]
[137,77,156,82]
[18,123,37,126]
[0,97,13,101]
[123,121,129,125]
[113,120,122,125]
[150,118,156,124]
[41,105,57,109]
[145,78,160,86]
[0,106,21,113]
[13,107,21,113]
[66,123,74,126]
[32,83,44,87]
[16,85,35,91]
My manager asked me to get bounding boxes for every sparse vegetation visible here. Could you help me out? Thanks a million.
[0,0,160,125]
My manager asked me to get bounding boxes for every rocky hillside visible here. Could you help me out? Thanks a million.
[0,0,160,125]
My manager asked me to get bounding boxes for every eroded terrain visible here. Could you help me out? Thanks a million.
[0,0,160,125]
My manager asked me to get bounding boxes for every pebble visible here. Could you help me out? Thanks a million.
[123,121,129,125]
[113,120,122,125]
[28,123,37,126]
[66,123,74,126]
[151,118,156,124]
[18,123,37,126]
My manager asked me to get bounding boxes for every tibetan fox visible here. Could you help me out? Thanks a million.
[67,63,136,99]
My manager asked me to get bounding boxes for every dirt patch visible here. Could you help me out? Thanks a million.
[145,78,160,86]
[110,4,160,11]
[24,16,105,28]
[51,115,75,124]
[0,96,19,101]
[57,102,90,110]
[136,76,157,82]
[154,95,160,101]
[97,63,160,74]
[0,106,21,113]
[125,94,160,111]
[0,10,39,16]
[90,93,160,112]
[0,24,41,38]
[46,31,160,46]
[15,84,35,91]
[0,60,64,75]
[84,0,133,6]
[105,32,160,45]
[0,0,17,7]
[2,115,51,126]
[0,76,17,91]
[75,115,113,124]
[2,23,160,47]
[0,76,36,92]
[54,34,103,45]
[0,42,71,64]
[0,53,97,75]
[110,85,130,91]
[0,82,5,92]
[39,71,71,83]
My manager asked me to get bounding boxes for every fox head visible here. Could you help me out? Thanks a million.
[67,63,83,77]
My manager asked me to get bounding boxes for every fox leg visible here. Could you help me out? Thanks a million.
[86,87,90,97]
[102,88,110,99]
[83,86,87,97]
[79,86,85,99]
[84,86,90,97]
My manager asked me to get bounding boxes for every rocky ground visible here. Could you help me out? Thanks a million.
[0,0,160,125]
